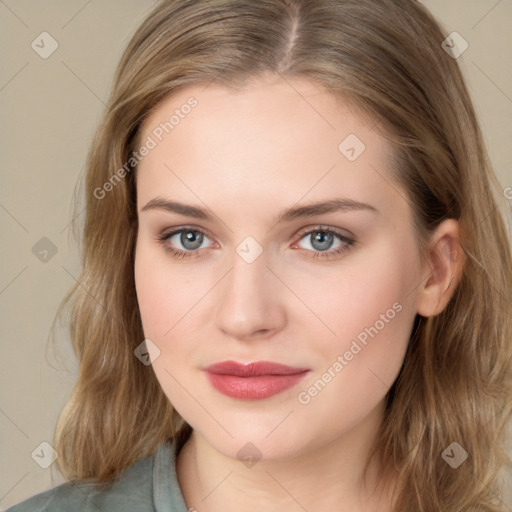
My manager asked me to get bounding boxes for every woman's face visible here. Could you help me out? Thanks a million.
[134,74,425,461]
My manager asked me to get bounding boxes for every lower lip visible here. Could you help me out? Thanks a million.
[205,372,309,400]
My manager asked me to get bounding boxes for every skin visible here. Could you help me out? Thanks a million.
[134,73,463,512]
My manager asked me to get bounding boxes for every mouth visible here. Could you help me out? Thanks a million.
[203,361,310,400]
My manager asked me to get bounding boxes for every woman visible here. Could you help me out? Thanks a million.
[8,0,512,510]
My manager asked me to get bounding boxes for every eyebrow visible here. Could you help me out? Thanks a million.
[141,197,378,224]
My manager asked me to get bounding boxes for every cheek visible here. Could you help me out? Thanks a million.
[134,255,170,339]
[134,238,203,341]
[290,233,419,352]
[295,239,420,417]
[134,242,202,410]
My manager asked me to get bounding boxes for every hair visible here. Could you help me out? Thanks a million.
[51,0,512,510]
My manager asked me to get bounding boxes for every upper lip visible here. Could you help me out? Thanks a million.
[204,361,309,377]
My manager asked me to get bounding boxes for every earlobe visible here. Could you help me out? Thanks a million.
[416,219,465,318]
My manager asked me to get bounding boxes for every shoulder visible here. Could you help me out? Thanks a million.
[6,449,156,512]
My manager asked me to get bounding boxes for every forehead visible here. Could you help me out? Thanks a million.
[135,75,403,221]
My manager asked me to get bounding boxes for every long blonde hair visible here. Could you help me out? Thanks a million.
[53,1,512,509]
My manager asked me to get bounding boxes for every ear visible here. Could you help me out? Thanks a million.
[416,219,465,318]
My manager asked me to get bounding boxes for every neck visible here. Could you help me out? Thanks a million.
[176,400,397,512]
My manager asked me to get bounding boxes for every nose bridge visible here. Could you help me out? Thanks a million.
[223,246,272,311]
[215,244,285,339]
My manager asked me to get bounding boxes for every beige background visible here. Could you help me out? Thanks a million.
[1,0,511,509]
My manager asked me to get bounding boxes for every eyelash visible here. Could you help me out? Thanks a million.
[156,225,356,261]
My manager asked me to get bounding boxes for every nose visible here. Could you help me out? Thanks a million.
[215,250,286,341]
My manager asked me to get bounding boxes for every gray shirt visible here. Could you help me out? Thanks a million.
[6,441,189,512]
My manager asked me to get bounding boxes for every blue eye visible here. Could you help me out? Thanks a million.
[157,225,356,261]
[158,227,214,259]
[293,226,355,260]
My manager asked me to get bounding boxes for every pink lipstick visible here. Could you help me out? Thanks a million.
[203,361,310,400]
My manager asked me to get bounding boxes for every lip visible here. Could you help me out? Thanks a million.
[203,361,310,400]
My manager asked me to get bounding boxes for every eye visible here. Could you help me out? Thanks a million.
[292,226,356,260]
[157,227,215,259]
[157,225,356,261]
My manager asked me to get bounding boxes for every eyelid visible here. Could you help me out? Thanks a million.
[157,224,356,261]
[158,224,353,245]
[293,224,355,241]
[159,225,216,243]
